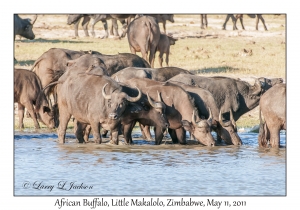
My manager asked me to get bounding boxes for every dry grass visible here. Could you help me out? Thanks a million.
[14,14,286,130]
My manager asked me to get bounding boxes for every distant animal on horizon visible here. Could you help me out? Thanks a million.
[222,14,268,31]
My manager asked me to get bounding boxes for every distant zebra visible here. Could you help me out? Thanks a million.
[222,14,268,31]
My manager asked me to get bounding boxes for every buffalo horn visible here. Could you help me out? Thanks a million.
[102,83,111,100]
[207,108,213,126]
[126,86,142,102]
[42,81,60,93]
[157,91,162,102]
[230,109,237,129]
[219,110,226,127]
[31,14,38,25]
[147,92,156,108]
[191,110,197,127]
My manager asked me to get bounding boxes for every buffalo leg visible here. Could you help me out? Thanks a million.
[222,14,232,30]
[82,16,90,37]
[90,122,101,144]
[239,15,245,30]
[162,21,167,34]
[123,122,135,144]
[24,102,40,129]
[83,125,91,142]
[74,121,85,143]
[269,126,280,148]
[154,126,164,145]
[120,19,128,38]
[175,127,187,145]
[57,112,71,144]
[140,124,152,140]
[111,19,120,37]
[73,19,80,37]
[149,48,156,68]
[168,128,178,143]
[102,20,109,38]
[17,103,25,129]
[257,15,267,31]
[165,50,170,67]
[158,51,164,68]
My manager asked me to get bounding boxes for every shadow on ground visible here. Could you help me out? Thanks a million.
[190,66,240,74]
[14,60,35,66]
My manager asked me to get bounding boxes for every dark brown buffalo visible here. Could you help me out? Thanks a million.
[155,34,178,67]
[258,83,286,148]
[91,52,150,75]
[147,14,174,34]
[167,81,241,145]
[111,66,193,83]
[54,73,142,144]
[75,85,169,145]
[168,74,284,122]
[127,15,161,68]
[122,78,216,146]
[222,14,268,31]
[14,14,37,40]
[14,68,54,129]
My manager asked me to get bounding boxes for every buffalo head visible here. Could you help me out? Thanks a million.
[146,91,169,129]
[15,14,37,40]
[102,83,142,120]
[182,109,215,146]
[218,109,242,145]
[258,77,284,93]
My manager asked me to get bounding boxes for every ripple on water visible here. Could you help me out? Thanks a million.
[14,130,286,196]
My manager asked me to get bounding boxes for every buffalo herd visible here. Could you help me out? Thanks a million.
[14,14,286,148]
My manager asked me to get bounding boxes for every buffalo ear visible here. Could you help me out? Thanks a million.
[66,60,75,67]
[181,120,192,132]
[43,106,51,113]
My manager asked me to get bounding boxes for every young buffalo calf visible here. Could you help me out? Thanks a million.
[14,68,55,129]
[156,34,178,67]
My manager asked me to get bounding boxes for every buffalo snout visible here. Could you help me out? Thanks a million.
[109,113,118,120]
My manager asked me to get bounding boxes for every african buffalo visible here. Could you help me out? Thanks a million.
[14,68,54,129]
[122,78,216,146]
[148,14,174,34]
[222,14,268,31]
[168,74,283,144]
[53,73,142,144]
[111,66,193,82]
[258,83,286,148]
[91,52,151,75]
[75,85,169,145]
[155,34,178,67]
[14,14,37,40]
[168,74,283,121]
[127,15,161,68]
[167,81,241,145]
[31,48,107,104]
